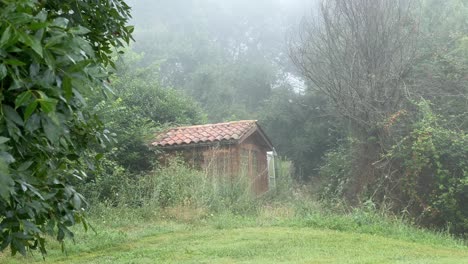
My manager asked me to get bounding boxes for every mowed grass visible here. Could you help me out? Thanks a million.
[1,208,467,264]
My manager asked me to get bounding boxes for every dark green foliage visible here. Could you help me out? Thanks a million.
[388,101,467,237]
[413,0,468,130]
[112,58,207,126]
[90,55,206,173]
[298,0,467,236]
[260,87,341,180]
[0,0,132,255]
[318,140,354,200]
[76,55,207,204]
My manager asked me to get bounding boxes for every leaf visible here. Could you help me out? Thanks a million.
[2,105,24,126]
[42,117,60,143]
[0,64,7,80]
[5,120,21,141]
[0,137,10,144]
[24,100,38,121]
[18,32,43,57]
[0,26,12,47]
[15,91,32,109]
[72,193,82,209]
[17,161,33,172]
[38,98,58,113]
[29,63,40,78]
[4,59,26,66]
[52,17,69,29]
[0,159,14,201]
[73,89,86,106]
[62,76,72,101]
[95,153,104,160]
[0,151,15,164]
[35,10,47,22]
[70,26,91,35]
[25,114,41,133]
[21,182,44,200]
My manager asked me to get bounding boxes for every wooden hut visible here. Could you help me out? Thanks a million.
[151,120,274,194]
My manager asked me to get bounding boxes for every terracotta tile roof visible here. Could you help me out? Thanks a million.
[151,120,258,148]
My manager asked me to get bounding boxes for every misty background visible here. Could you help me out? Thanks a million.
[116,0,332,178]
[88,0,466,235]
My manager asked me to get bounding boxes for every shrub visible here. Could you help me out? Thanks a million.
[318,139,354,200]
[388,101,467,237]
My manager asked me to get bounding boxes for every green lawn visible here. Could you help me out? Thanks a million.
[2,212,467,264]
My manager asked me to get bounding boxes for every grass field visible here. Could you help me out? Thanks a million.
[1,207,467,264]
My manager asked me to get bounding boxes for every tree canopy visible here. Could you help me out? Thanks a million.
[0,0,132,255]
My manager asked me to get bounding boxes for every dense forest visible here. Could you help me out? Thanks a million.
[0,0,467,256]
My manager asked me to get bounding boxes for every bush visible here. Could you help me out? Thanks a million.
[318,139,354,200]
[388,101,468,237]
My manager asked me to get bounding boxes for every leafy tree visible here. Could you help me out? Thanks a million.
[0,0,132,255]
[75,54,207,205]
[412,0,468,130]
[89,54,207,173]
[387,101,467,237]
[260,87,341,181]
[127,0,303,122]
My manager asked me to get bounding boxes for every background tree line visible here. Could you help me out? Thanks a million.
[119,0,467,236]
[1,0,466,255]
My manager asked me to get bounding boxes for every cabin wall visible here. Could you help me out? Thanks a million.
[239,135,269,194]
[157,134,269,195]
[158,145,239,178]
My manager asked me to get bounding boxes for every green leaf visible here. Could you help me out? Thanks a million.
[0,158,14,202]
[42,117,60,143]
[0,151,15,164]
[29,63,40,78]
[24,114,40,133]
[0,137,10,144]
[95,153,104,160]
[72,193,82,209]
[21,182,44,200]
[17,161,33,172]
[19,32,43,58]
[4,59,26,66]
[63,76,72,101]
[15,91,33,109]
[52,17,69,29]
[35,10,48,22]
[0,64,7,81]
[38,98,58,113]
[0,26,12,47]
[24,101,38,121]
[70,26,91,35]
[2,105,24,126]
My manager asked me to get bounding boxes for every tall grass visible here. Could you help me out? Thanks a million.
[80,157,465,248]
[90,157,260,214]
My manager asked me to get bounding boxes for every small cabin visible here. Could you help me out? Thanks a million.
[151,120,274,194]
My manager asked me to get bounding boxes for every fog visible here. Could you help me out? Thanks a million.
[125,0,316,91]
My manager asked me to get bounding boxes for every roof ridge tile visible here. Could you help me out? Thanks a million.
[151,120,258,147]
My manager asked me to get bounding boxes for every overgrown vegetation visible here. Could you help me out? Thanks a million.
[1,0,467,258]
[290,0,468,238]
[0,0,132,256]
[1,160,466,262]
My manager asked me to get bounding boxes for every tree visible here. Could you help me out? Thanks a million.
[411,0,468,130]
[89,53,207,174]
[260,87,341,181]
[291,0,418,134]
[128,0,302,122]
[290,0,418,201]
[0,0,132,255]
